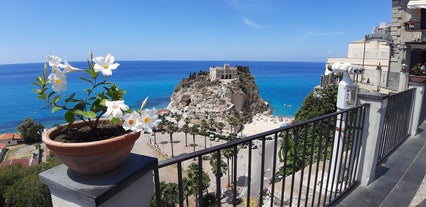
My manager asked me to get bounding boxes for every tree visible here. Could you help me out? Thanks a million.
[182,123,190,147]
[200,119,209,148]
[236,123,244,138]
[190,125,199,154]
[17,117,44,144]
[174,114,182,128]
[216,122,225,134]
[0,164,28,207]
[223,147,237,187]
[0,156,61,207]
[161,182,179,207]
[153,128,158,144]
[227,117,237,134]
[182,177,192,207]
[184,117,191,126]
[166,124,176,157]
[210,151,228,176]
[208,118,215,130]
[278,84,338,176]
[186,163,210,206]
[151,182,179,207]
[4,174,51,207]
[294,84,337,123]
[209,151,228,199]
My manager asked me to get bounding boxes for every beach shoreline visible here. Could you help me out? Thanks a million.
[0,112,294,136]
[242,114,293,137]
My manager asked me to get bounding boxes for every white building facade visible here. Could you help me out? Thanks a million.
[326,23,392,87]
[209,64,238,81]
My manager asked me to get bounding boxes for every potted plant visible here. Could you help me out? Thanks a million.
[33,52,161,175]
[409,63,426,83]
[404,19,415,30]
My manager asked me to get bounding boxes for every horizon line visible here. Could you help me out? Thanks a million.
[0,59,326,66]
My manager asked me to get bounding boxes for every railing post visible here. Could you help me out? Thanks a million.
[408,82,425,135]
[39,154,157,207]
[356,91,388,186]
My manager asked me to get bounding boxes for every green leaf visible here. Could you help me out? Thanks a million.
[97,92,107,100]
[33,89,42,94]
[79,77,93,83]
[32,82,41,88]
[36,76,44,84]
[90,99,105,112]
[65,111,75,123]
[85,68,98,79]
[47,91,55,99]
[52,95,63,104]
[65,93,77,102]
[106,84,125,100]
[75,110,97,118]
[110,117,120,125]
[51,106,62,113]
[73,102,85,111]
[37,94,46,99]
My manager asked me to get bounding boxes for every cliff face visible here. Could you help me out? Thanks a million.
[167,67,271,128]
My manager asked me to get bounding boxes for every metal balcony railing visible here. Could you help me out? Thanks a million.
[153,104,368,207]
[377,88,415,165]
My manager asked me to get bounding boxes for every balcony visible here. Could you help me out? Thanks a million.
[403,21,426,32]
[335,121,426,206]
[39,83,426,207]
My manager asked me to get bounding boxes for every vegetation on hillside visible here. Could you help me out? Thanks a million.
[0,156,61,207]
[293,85,338,123]
[277,84,338,177]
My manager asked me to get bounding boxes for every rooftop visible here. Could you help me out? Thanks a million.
[0,133,21,141]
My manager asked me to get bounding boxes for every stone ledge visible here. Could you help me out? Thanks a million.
[358,89,390,100]
[39,153,157,206]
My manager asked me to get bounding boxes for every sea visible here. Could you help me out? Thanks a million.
[0,61,325,134]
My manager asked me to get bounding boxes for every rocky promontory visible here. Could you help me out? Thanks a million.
[167,65,271,131]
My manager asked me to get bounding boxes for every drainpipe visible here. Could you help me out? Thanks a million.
[398,64,409,92]
[375,63,382,91]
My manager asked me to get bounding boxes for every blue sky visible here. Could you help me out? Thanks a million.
[0,0,391,64]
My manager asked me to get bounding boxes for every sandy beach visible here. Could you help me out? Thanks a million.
[242,114,293,137]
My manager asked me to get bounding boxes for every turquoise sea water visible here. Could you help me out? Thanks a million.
[0,61,324,133]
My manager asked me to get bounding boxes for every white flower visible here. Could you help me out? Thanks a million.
[47,55,64,73]
[48,69,67,92]
[140,108,161,133]
[92,53,120,76]
[122,111,143,132]
[63,61,82,73]
[104,100,129,119]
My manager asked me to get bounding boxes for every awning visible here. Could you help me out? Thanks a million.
[408,0,426,9]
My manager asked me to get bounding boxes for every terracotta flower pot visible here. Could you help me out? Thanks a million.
[42,120,140,176]
[409,75,426,83]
